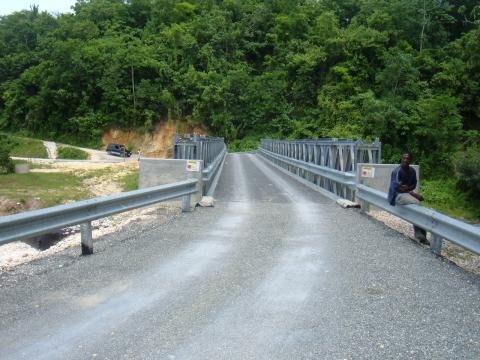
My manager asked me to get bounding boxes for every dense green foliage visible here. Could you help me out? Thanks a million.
[228,134,262,152]
[422,178,480,222]
[0,143,14,174]
[0,134,13,173]
[57,146,90,159]
[0,1,478,176]
[454,146,480,197]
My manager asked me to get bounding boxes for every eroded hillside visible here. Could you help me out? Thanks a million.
[102,121,207,158]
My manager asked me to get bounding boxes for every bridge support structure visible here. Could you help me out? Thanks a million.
[259,138,381,201]
[173,135,226,195]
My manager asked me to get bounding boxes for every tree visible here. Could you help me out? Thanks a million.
[0,135,14,174]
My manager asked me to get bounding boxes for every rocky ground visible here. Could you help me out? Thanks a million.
[0,161,143,270]
[370,210,480,275]
[0,204,180,271]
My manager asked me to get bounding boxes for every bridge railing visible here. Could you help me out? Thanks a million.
[259,138,381,200]
[0,179,198,255]
[173,135,226,195]
[259,138,480,257]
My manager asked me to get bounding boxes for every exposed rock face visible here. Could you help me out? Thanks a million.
[102,121,207,158]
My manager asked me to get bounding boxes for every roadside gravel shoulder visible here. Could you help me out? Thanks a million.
[370,210,480,275]
[0,204,181,275]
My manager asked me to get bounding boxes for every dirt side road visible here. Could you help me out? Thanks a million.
[43,141,57,159]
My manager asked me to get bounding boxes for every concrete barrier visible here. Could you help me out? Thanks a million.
[356,163,420,193]
[356,163,420,211]
[139,158,203,210]
[14,164,30,174]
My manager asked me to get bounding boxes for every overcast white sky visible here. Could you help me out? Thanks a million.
[0,0,77,16]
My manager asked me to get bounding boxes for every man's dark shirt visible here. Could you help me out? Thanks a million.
[387,166,417,206]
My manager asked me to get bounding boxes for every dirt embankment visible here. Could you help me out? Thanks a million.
[102,121,207,158]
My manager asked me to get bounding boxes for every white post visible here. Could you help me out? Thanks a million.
[81,222,93,255]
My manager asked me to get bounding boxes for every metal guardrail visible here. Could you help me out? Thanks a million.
[260,138,380,200]
[260,138,480,257]
[173,135,225,168]
[259,139,381,201]
[357,184,480,256]
[0,179,198,255]
[202,148,227,195]
[261,138,381,172]
[173,135,226,194]
[259,148,356,199]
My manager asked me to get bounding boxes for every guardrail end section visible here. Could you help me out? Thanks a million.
[81,222,94,255]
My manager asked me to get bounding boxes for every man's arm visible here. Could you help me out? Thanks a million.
[399,184,416,192]
[398,184,410,192]
[398,168,417,192]
[387,168,399,206]
[408,169,423,201]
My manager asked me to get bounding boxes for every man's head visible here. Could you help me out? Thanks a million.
[401,152,412,168]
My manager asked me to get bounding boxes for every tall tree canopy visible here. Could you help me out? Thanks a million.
[0,0,479,172]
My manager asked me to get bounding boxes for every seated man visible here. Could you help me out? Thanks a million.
[387,152,428,244]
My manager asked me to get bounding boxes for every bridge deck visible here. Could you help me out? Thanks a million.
[0,153,479,359]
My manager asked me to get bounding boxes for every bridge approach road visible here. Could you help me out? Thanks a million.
[0,153,479,359]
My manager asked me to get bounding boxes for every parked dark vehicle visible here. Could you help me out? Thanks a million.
[106,143,132,157]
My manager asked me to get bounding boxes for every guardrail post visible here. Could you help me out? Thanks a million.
[81,222,93,255]
[360,200,370,213]
[430,234,443,256]
[182,194,191,212]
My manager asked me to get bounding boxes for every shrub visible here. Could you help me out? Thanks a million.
[57,146,89,160]
[228,137,260,152]
[421,178,480,222]
[0,143,14,174]
[454,147,480,198]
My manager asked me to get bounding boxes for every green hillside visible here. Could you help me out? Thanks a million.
[0,0,479,206]
[0,133,48,158]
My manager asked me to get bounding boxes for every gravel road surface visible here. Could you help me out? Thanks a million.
[43,141,57,159]
[0,153,479,359]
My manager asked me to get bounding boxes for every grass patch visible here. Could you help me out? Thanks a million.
[3,134,48,158]
[421,178,480,223]
[53,133,103,149]
[78,167,112,179]
[57,146,89,160]
[0,172,91,207]
[121,170,139,192]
